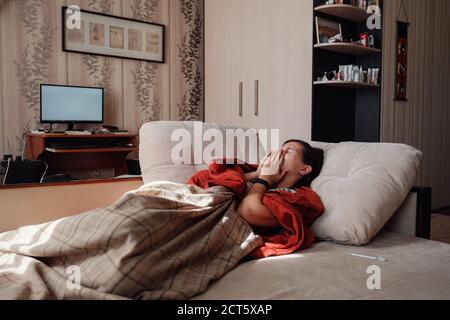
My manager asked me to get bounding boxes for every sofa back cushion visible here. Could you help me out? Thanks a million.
[139,121,261,184]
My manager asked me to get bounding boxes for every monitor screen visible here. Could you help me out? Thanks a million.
[40,85,104,123]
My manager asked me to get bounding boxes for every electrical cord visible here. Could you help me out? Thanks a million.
[40,161,49,184]
[21,136,27,160]
[2,158,11,186]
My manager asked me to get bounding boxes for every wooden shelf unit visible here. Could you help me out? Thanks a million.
[315,4,369,22]
[312,0,383,144]
[27,133,136,139]
[314,81,380,89]
[25,133,138,176]
[45,147,136,154]
[314,43,381,55]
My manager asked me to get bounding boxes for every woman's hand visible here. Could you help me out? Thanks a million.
[238,151,285,228]
[259,149,288,186]
[244,154,269,182]
[255,154,269,176]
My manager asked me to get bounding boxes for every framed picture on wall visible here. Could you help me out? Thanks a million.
[315,17,343,44]
[62,6,165,63]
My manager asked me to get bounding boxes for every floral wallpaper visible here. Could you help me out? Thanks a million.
[177,0,203,121]
[13,0,55,154]
[130,0,163,125]
[0,0,204,178]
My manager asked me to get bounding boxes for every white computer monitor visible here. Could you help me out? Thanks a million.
[40,84,104,130]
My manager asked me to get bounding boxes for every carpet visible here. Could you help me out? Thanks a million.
[431,213,450,244]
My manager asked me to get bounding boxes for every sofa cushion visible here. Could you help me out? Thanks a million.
[139,121,261,184]
[140,121,195,183]
[310,142,422,245]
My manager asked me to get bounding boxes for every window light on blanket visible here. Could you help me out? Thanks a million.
[0,182,265,299]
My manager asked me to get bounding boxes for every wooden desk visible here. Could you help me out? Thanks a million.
[25,133,138,176]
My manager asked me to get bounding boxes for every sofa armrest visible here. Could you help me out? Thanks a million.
[0,178,144,233]
[384,187,432,239]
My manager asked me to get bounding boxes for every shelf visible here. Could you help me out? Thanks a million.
[45,147,136,154]
[315,4,369,22]
[314,81,379,89]
[314,43,381,55]
[29,133,135,138]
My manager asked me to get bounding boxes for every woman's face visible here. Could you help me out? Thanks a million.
[281,142,311,176]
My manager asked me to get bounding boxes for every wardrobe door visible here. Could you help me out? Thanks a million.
[205,0,250,127]
[206,0,314,143]
[259,0,313,143]
[205,0,232,125]
[242,0,266,131]
[224,0,262,129]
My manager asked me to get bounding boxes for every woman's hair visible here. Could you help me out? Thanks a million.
[283,140,324,188]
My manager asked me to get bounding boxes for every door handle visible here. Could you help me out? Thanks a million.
[239,82,243,117]
[254,80,259,116]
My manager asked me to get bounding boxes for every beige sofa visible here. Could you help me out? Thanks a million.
[138,121,450,299]
[1,121,448,299]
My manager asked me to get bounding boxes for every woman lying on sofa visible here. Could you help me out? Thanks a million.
[188,139,325,258]
[238,140,324,228]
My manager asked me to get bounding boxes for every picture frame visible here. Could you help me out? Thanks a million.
[394,21,409,101]
[315,17,343,44]
[62,6,165,63]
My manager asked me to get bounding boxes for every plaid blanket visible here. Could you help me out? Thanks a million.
[0,182,263,300]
